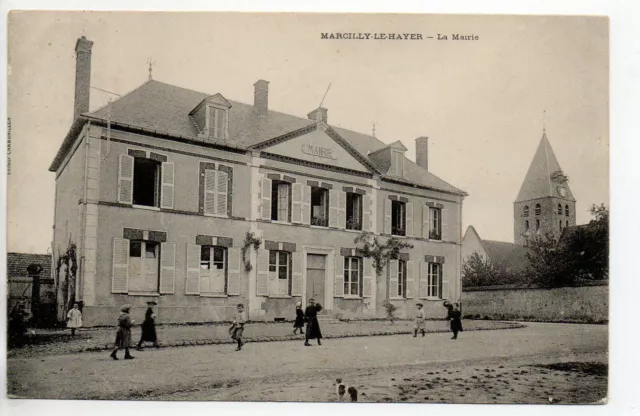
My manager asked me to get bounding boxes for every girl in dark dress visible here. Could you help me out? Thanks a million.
[443,301,463,340]
[136,301,159,350]
[293,301,305,335]
[304,298,323,346]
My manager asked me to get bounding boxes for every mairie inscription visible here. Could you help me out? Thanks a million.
[301,143,337,160]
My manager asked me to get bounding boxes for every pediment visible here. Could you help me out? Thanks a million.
[261,128,372,173]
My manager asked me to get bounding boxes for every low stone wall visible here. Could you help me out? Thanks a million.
[462,283,608,323]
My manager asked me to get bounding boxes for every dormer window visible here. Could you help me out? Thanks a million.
[207,105,227,140]
[391,151,404,176]
[189,93,231,141]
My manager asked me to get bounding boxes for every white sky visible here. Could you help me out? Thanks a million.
[7,12,608,253]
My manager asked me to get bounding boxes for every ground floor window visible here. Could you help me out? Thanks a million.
[426,262,442,298]
[344,257,362,296]
[269,250,291,295]
[199,246,227,294]
[128,241,159,292]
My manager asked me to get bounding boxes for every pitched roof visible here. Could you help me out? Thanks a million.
[482,240,532,274]
[7,252,52,279]
[50,80,466,196]
[515,131,575,202]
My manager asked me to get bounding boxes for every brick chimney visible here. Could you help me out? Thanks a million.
[307,107,328,123]
[415,136,429,171]
[253,79,269,117]
[73,36,93,120]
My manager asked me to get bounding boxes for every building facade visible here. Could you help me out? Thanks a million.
[49,37,466,326]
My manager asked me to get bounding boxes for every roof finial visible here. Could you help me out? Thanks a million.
[542,109,547,134]
[318,82,331,108]
[147,57,156,81]
[372,122,376,138]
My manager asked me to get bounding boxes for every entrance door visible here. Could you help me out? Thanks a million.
[306,254,326,313]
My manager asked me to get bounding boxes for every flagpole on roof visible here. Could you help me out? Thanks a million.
[89,86,120,160]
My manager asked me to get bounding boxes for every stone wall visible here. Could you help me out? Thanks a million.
[461,282,608,323]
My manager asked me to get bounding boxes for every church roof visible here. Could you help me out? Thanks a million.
[49,80,466,196]
[481,240,532,275]
[515,131,575,203]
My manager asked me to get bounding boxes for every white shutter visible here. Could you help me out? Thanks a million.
[441,207,447,241]
[384,199,392,234]
[362,195,371,232]
[422,206,430,239]
[329,189,339,228]
[260,177,272,220]
[291,183,303,224]
[256,249,269,296]
[291,251,303,296]
[406,260,416,299]
[118,154,134,204]
[405,202,414,237]
[302,185,311,224]
[419,261,428,299]
[160,162,175,209]
[389,260,399,298]
[111,238,129,293]
[227,247,241,296]
[185,244,201,295]
[334,253,344,297]
[338,191,347,229]
[159,242,176,294]
[215,170,229,216]
[441,265,450,300]
[204,169,217,215]
[363,257,373,298]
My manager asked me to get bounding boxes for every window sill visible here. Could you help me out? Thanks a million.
[428,239,443,243]
[127,292,160,297]
[270,220,291,225]
[341,295,363,300]
[267,295,292,299]
[203,213,229,219]
[200,293,228,298]
[419,297,443,301]
[344,228,364,233]
[132,204,161,211]
[309,225,329,229]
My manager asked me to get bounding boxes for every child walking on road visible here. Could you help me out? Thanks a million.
[413,303,426,337]
[293,301,305,335]
[110,305,135,360]
[230,303,246,351]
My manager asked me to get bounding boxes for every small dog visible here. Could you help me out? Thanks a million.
[334,378,358,402]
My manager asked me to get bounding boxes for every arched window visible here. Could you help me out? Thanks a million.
[525,220,529,231]
[523,205,529,217]
[565,205,570,217]
[535,204,541,216]
[557,204,562,215]
[535,219,540,232]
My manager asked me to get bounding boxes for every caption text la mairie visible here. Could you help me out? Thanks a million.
[320,33,479,41]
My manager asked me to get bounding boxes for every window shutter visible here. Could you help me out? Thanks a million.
[302,185,311,224]
[405,202,414,237]
[406,260,416,299]
[111,238,129,293]
[291,183,303,224]
[441,208,447,241]
[362,195,371,232]
[159,242,176,294]
[389,260,399,298]
[334,254,344,297]
[256,249,269,296]
[118,154,134,204]
[441,266,450,300]
[337,191,347,229]
[419,261,428,299]
[384,199,392,234]
[185,244,201,295]
[363,257,373,298]
[160,162,175,209]
[215,169,229,216]
[422,206,430,238]
[291,251,303,296]
[227,247,241,296]
[204,169,217,215]
[329,189,339,228]
[260,177,272,220]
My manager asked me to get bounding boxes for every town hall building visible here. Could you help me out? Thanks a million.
[50,36,466,326]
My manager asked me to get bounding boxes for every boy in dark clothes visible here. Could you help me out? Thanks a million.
[304,298,323,346]
[444,301,463,340]
[293,301,305,335]
[230,303,246,351]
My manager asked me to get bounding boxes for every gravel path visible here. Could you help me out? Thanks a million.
[7,322,607,402]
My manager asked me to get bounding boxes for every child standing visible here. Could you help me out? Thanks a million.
[293,301,304,335]
[444,301,463,340]
[413,303,426,337]
[66,302,83,336]
[110,304,135,360]
[230,303,246,351]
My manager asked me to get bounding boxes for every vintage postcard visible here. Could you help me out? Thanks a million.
[5,11,609,405]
